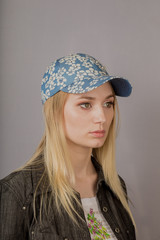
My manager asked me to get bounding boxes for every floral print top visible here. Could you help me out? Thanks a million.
[81,196,117,240]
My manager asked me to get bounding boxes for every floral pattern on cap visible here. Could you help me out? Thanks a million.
[41,53,132,104]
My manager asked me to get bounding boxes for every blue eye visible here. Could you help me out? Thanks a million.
[80,103,91,109]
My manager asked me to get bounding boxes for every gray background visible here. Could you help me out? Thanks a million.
[0,0,160,239]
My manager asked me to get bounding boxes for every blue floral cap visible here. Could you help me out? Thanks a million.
[41,53,132,104]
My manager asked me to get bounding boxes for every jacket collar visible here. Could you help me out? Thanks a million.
[91,156,106,187]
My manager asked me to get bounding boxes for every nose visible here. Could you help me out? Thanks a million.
[93,106,106,124]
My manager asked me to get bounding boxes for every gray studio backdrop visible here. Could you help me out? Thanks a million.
[1,0,160,239]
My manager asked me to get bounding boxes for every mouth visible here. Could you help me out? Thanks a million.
[89,130,106,138]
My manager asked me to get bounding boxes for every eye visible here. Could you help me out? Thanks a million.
[103,101,114,108]
[80,103,91,109]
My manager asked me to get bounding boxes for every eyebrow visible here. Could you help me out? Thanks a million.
[77,94,115,100]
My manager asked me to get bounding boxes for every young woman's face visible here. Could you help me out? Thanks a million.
[63,82,115,151]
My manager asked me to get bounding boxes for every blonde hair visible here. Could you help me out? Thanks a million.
[24,90,136,228]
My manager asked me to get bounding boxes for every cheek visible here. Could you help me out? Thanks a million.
[106,110,114,127]
[63,108,84,134]
[110,112,114,123]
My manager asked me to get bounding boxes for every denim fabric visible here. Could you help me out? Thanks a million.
[41,53,132,104]
[0,158,136,240]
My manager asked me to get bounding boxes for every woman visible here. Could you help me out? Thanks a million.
[0,53,136,239]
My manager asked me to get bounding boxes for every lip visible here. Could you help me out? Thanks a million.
[89,130,106,138]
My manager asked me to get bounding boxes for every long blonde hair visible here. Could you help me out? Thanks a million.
[24,90,136,227]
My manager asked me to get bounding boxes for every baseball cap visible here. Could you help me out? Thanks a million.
[41,53,132,104]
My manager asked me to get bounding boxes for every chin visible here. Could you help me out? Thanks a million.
[93,144,104,148]
[91,140,106,148]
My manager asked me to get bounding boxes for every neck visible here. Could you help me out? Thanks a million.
[66,142,98,198]
[67,143,95,178]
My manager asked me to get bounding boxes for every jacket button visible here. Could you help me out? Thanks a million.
[102,207,108,212]
[22,206,26,210]
[126,230,130,234]
[64,238,69,240]
[115,228,120,233]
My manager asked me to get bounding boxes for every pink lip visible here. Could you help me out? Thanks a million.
[89,130,106,138]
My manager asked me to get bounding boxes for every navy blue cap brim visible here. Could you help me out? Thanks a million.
[109,77,132,97]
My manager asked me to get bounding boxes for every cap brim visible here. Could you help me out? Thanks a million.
[109,77,132,97]
[61,75,132,97]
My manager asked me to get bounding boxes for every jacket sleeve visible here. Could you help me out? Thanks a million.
[0,181,27,240]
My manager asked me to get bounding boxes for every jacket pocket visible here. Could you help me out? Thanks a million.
[29,224,66,240]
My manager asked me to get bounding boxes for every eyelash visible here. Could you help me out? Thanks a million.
[79,101,114,109]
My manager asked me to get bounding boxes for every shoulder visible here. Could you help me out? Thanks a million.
[118,175,127,191]
[0,167,43,206]
[0,169,41,239]
[118,175,128,202]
